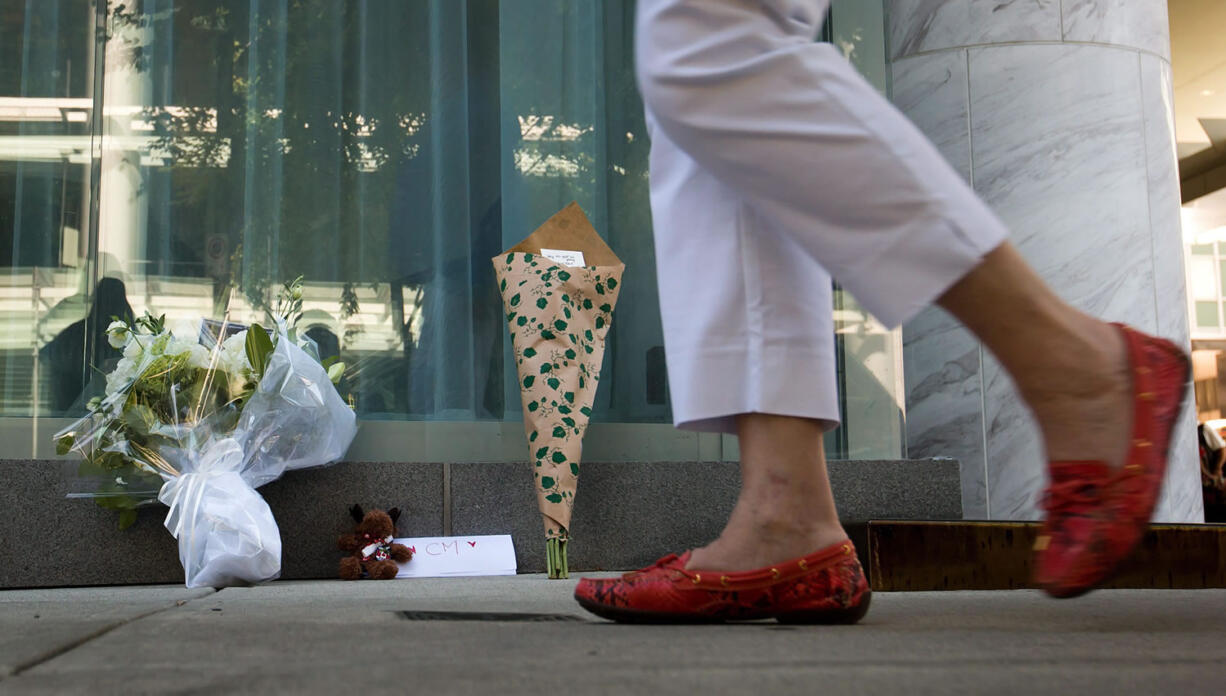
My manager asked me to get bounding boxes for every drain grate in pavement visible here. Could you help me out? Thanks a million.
[398,610,583,622]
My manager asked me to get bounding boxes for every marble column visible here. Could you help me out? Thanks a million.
[890,0,1203,522]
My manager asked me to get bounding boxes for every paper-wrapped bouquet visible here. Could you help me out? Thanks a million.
[493,203,624,578]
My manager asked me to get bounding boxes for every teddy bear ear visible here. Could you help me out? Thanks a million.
[349,504,364,523]
[387,507,401,524]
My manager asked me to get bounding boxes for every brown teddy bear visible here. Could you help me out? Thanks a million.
[338,504,414,580]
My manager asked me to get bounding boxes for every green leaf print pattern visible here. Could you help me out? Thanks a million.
[493,251,624,547]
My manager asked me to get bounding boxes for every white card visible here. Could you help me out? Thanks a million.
[540,248,586,267]
[393,535,517,578]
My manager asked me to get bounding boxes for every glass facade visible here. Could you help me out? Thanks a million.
[3,0,904,462]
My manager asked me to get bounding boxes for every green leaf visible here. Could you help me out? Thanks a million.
[545,493,563,504]
[580,407,592,416]
[562,417,575,428]
[540,330,556,340]
[517,316,528,326]
[596,283,605,295]
[118,509,138,530]
[523,347,537,358]
[523,376,535,389]
[552,426,566,438]
[564,392,575,403]
[553,320,567,331]
[557,405,571,414]
[539,363,552,374]
[510,293,521,307]
[55,434,75,456]
[123,404,159,438]
[551,451,567,464]
[547,378,560,390]
[528,401,539,412]
[600,303,612,313]
[245,323,275,378]
[535,446,550,459]
[596,317,605,330]
[77,458,107,478]
[529,430,539,442]
[536,297,548,309]
[557,270,571,281]
[606,278,617,290]
[541,476,556,489]
[583,299,593,310]
[570,463,580,475]
[565,349,576,360]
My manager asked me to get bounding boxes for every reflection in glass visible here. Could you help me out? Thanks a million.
[2,1,907,462]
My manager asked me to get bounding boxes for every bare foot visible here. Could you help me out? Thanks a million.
[1018,320,1133,471]
[685,499,848,572]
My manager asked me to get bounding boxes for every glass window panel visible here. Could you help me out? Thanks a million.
[2,1,95,418]
[1191,255,1218,300]
[0,0,901,461]
[1196,301,1221,329]
[1192,244,1214,255]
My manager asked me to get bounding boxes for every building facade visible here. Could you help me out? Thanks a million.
[0,1,1205,524]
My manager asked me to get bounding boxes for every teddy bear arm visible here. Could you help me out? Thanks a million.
[338,534,361,552]
[390,543,413,563]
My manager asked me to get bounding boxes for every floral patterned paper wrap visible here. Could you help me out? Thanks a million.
[493,206,624,541]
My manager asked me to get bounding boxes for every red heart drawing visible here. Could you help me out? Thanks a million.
[468,541,477,548]
[408,546,416,555]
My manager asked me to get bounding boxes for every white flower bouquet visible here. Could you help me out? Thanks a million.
[54,278,357,588]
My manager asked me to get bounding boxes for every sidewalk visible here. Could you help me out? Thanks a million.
[2,578,1224,694]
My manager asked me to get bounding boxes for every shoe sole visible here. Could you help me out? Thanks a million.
[575,590,872,625]
[1041,345,1191,599]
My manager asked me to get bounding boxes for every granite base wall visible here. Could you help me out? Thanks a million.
[0,458,960,588]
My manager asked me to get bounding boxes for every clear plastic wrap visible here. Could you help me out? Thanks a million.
[55,312,355,588]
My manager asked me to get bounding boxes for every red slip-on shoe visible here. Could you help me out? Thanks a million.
[573,540,871,624]
[1034,324,1190,599]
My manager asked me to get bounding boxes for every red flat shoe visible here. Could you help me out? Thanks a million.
[573,540,871,624]
[1033,324,1190,598]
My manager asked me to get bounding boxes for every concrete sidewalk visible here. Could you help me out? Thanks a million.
[2,578,1224,695]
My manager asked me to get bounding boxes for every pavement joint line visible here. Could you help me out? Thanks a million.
[6,589,217,679]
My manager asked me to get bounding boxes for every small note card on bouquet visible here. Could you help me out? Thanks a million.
[393,535,518,578]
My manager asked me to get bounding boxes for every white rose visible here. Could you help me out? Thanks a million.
[106,321,130,349]
[105,357,139,395]
[187,344,212,370]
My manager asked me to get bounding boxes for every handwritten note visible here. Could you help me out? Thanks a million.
[393,535,517,578]
[540,248,586,267]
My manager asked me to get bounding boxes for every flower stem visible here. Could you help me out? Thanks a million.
[546,537,569,579]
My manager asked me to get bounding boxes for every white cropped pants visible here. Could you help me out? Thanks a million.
[638,0,1009,433]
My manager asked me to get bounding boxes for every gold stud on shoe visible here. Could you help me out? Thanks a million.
[798,560,808,571]
[1139,392,1155,401]
[692,574,701,584]
[1134,439,1151,448]
[843,544,853,555]
[1034,535,1051,551]
[721,576,729,587]
[771,568,780,580]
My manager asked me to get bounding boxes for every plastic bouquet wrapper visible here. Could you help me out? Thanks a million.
[55,280,356,588]
[493,202,624,578]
